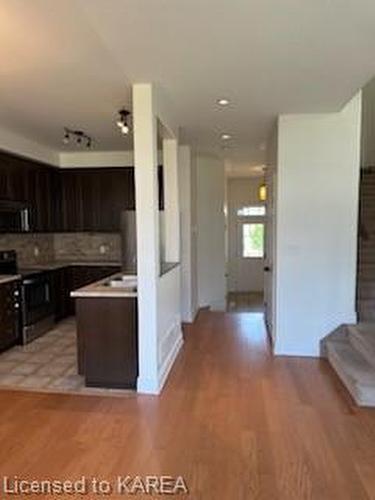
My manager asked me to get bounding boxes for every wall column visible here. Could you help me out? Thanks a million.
[133,83,160,393]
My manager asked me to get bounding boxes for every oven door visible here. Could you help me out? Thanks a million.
[21,275,54,327]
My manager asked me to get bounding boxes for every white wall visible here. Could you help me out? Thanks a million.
[178,145,198,322]
[190,151,199,317]
[133,83,182,394]
[0,125,59,166]
[274,92,362,357]
[59,151,134,167]
[196,154,226,310]
[227,177,265,292]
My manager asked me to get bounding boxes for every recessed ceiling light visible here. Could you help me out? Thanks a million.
[221,134,232,140]
[217,98,230,106]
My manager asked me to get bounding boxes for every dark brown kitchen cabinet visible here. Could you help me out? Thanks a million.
[51,267,70,321]
[0,280,20,351]
[28,167,61,232]
[0,151,60,233]
[0,149,163,233]
[59,168,135,232]
[76,296,138,388]
[60,170,84,232]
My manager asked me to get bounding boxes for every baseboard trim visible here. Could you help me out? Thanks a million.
[158,328,184,392]
[136,376,159,395]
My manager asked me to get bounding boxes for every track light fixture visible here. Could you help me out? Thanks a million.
[62,128,93,148]
[116,109,131,135]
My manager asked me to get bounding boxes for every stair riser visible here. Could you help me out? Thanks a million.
[349,334,375,371]
[358,311,375,322]
[327,343,375,407]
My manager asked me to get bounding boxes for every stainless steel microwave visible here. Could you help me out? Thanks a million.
[0,201,30,233]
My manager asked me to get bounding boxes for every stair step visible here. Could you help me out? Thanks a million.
[327,338,375,406]
[358,301,375,321]
[348,323,375,370]
[358,264,375,275]
[358,274,375,284]
[358,282,375,299]
[358,250,375,262]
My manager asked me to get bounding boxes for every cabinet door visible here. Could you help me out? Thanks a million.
[33,168,55,232]
[81,171,101,231]
[51,268,70,321]
[0,282,20,351]
[97,169,135,231]
[60,171,84,231]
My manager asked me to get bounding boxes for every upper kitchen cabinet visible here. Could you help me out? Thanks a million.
[28,167,61,233]
[59,168,135,232]
[0,149,163,233]
[0,151,58,233]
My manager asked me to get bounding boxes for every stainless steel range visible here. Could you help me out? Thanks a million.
[0,250,54,344]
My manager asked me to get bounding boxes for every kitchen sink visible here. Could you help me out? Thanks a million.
[105,275,137,291]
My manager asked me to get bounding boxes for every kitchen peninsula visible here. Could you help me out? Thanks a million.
[71,274,138,389]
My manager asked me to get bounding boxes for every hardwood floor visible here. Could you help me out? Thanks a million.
[1,310,375,499]
[227,292,264,312]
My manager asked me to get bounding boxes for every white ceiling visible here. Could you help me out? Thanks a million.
[1,0,375,165]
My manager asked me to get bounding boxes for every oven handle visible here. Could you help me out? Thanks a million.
[22,279,51,302]
[22,278,41,286]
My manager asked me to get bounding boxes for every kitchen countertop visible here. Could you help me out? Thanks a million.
[0,274,21,285]
[70,273,137,299]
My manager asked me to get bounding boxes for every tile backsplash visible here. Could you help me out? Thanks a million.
[0,233,121,266]
[0,233,55,266]
[53,233,121,262]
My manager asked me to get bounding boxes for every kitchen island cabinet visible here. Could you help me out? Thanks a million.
[75,296,138,389]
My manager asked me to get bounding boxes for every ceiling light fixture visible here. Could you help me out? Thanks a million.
[221,133,232,140]
[63,130,70,144]
[116,109,131,136]
[259,183,267,202]
[217,98,230,106]
[62,128,93,148]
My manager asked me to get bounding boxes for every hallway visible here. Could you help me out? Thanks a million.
[1,310,375,499]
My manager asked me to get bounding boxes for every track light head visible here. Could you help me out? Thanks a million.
[116,109,131,136]
[63,128,92,148]
[121,124,130,135]
[63,130,70,144]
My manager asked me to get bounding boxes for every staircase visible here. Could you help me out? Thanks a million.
[322,324,375,406]
[358,168,375,320]
[322,169,375,407]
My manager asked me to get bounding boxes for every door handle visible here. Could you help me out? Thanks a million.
[264,266,271,272]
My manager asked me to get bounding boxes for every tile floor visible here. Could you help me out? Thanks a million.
[0,318,132,397]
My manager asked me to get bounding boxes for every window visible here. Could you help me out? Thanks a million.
[237,205,266,217]
[242,223,264,258]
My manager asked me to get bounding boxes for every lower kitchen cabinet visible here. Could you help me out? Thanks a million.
[75,297,138,389]
[51,268,70,321]
[0,280,20,351]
